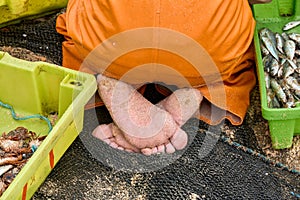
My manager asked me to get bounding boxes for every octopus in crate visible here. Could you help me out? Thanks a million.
[259,26,300,108]
[0,127,45,196]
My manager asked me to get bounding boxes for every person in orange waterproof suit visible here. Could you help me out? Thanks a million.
[56,0,272,155]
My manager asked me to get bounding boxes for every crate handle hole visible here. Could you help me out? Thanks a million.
[69,81,82,86]
[278,0,295,17]
[279,13,292,17]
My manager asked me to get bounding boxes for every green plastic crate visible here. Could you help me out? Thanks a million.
[253,0,300,149]
[0,51,97,199]
[0,0,68,28]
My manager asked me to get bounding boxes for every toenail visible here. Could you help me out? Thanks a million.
[151,147,158,154]
[141,148,152,156]
[165,143,175,154]
[110,142,118,148]
[103,139,111,145]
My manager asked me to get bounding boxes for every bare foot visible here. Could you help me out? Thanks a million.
[97,74,179,149]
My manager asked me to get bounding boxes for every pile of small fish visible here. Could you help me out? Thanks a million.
[259,23,300,108]
[0,127,45,196]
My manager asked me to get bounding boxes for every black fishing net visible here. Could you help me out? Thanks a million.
[0,12,299,200]
[0,12,64,65]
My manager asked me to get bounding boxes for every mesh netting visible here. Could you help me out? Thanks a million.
[33,107,300,200]
[0,13,64,65]
[0,12,299,200]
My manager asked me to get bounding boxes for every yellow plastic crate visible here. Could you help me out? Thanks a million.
[0,0,68,28]
[0,51,97,199]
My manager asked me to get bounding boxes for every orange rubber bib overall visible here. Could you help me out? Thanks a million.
[56,0,256,125]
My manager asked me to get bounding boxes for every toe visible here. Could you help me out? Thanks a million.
[170,127,188,150]
[103,139,111,144]
[141,146,161,155]
[111,124,141,152]
[157,145,165,153]
[92,124,113,140]
[151,147,158,154]
[141,148,153,156]
[165,143,175,154]
[110,142,119,148]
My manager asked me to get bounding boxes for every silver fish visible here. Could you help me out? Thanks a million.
[261,36,279,61]
[267,88,281,108]
[262,55,272,72]
[281,32,290,41]
[285,76,300,91]
[259,28,268,38]
[280,78,290,90]
[267,89,275,108]
[293,92,300,101]
[296,61,300,73]
[283,40,296,60]
[275,32,285,54]
[293,73,300,83]
[273,96,281,108]
[288,33,300,44]
[283,65,294,78]
[295,90,300,98]
[269,57,280,76]
[280,58,287,65]
[287,59,298,70]
[277,66,284,78]
[264,71,271,89]
[260,43,269,56]
[260,27,300,108]
[270,78,287,103]
[282,20,300,31]
[260,28,276,42]
[285,90,295,108]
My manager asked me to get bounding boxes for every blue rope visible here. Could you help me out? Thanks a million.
[0,100,52,133]
[220,136,300,175]
[291,192,300,199]
[220,135,300,199]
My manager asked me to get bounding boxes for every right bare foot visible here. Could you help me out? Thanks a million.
[141,88,202,155]
[156,88,202,125]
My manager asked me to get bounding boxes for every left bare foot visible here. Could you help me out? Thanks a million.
[141,88,202,155]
